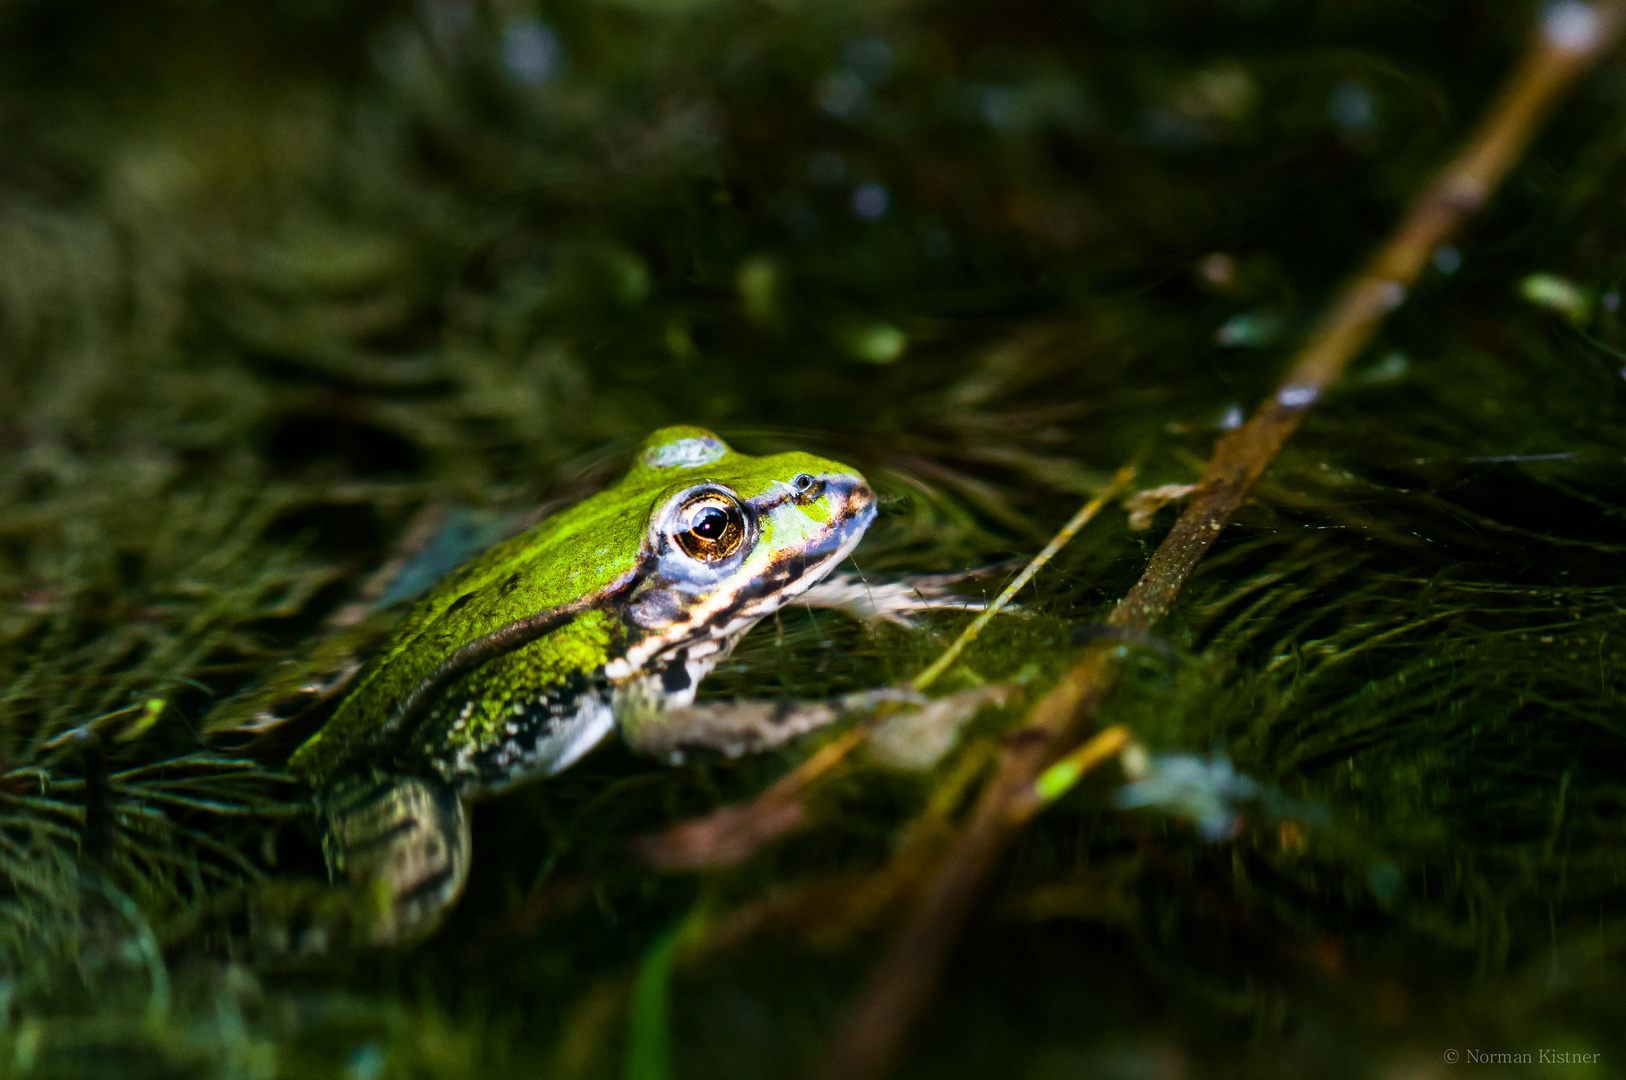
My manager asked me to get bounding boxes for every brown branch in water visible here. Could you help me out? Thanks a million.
[816,7,1626,1079]
[634,725,864,871]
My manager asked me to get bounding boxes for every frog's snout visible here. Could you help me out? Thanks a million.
[826,475,878,536]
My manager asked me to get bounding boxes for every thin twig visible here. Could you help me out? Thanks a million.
[816,7,1624,1078]
[1006,723,1133,825]
[909,459,1139,693]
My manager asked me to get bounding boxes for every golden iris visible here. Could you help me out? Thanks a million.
[674,493,745,561]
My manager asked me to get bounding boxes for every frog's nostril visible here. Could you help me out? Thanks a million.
[790,473,826,505]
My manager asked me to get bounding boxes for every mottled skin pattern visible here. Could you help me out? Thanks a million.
[283,426,878,947]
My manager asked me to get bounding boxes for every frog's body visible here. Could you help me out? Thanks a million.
[283,426,880,946]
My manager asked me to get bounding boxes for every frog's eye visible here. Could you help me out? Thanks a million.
[672,492,746,562]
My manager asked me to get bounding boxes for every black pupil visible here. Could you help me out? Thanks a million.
[691,506,729,540]
[794,473,813,490]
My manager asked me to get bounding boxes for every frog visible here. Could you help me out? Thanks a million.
[275,425,911,949]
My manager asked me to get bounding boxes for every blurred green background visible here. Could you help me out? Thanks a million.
[4,0,1626,1076]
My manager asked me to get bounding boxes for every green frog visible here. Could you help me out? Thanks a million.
[277,425,904,948]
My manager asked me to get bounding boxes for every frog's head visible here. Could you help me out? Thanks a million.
[611,426,876,668]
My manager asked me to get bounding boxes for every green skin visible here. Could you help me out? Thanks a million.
[281,426,881,948]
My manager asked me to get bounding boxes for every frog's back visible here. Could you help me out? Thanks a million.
[288,481,650,785]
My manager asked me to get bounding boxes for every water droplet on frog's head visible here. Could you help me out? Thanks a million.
[641,428,729,469]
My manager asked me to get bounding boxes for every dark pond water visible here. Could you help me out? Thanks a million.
[2,1,1625,1076]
